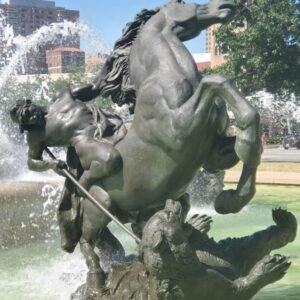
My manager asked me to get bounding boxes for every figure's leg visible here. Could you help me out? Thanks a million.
[57,178,81,253]
[75,139,122,193]
[80,185,115,292]
[194,75,262,214]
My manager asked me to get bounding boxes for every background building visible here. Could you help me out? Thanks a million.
[0,0,82,74]
[206,24,226,68]
[192,53,211,72]
[85,53,103,73]
[46,47,85,73]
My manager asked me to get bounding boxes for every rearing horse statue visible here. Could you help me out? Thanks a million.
[72,0,262,292]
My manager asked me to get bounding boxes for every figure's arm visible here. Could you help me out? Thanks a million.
[27,134,66,176]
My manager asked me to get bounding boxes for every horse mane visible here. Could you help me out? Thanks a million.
[99,7,160,112]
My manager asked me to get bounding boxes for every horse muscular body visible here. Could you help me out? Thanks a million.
[100,0,260,213]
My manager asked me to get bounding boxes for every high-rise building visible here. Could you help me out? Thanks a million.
[206,24,226,68]
[0,0,81,74]
[46,47,85,73]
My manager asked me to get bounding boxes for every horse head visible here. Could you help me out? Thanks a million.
[162,0,236,41]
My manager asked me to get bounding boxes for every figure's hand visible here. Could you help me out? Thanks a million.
[51,160,68,177]
[186,214,212,234]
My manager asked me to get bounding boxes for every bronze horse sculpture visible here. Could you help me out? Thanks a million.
[10,0,262,294]
[70,0,263,292]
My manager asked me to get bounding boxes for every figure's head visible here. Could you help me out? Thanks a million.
[10,99,46,132]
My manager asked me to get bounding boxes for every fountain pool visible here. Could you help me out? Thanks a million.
[0,184,299,300]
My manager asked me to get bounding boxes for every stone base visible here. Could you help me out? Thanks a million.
[71,262,156,300]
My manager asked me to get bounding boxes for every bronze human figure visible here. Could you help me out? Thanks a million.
[10,92,127,255]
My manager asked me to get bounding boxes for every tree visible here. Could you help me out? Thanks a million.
[212,0,300,97]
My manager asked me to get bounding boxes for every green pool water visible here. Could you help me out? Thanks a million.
[0,185,299,300]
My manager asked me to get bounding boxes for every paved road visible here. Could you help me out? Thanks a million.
[262,146,300,162]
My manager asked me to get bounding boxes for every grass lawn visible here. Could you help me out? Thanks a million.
[225,183,300,214]
[231,162,300,173]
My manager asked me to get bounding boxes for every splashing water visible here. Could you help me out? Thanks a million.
[0,19,111,92]
[0,14,112,182]
[246,90,300,131]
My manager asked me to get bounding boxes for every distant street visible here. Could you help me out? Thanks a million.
[262,146,300,162]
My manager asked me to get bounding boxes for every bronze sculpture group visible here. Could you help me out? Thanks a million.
[9,0,297,299]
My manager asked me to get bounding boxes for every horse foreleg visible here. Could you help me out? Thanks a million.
[198,75,262,214]
[215,164,258,214]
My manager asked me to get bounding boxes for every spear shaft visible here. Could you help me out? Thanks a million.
[44,147,141,244]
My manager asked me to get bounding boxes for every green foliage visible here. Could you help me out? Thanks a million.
[213,0,300,96]
[266,134,282,144]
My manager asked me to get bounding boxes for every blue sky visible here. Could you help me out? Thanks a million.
[55,0,207,54]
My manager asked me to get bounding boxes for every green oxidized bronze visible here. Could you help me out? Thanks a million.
[10,0,297,299]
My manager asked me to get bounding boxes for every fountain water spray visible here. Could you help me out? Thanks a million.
[0,14,111,181]
[0,19,111,92]
[246,90,300,133]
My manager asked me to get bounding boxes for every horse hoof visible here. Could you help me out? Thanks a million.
[214,190,243,214]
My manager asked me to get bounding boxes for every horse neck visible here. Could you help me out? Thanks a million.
[130,12,199,90]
